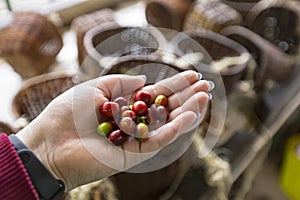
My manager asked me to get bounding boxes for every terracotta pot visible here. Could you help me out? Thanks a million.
[246,0,300,57]
[221,25,295,86]
[145,0,192,31]
[221,0,261,19]
[172,29,250,93]
[81,23,166,79]
[183,0,242,33]
[109,161,179,200]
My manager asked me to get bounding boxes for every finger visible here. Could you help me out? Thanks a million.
[141,111,198,152]
[168,92,209,121]
[142,70,200,98]
[88,74,147,99]
[168,80,211,111]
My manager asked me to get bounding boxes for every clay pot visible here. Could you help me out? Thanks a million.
[221,0,261,19]
[145,0,192,31]
[246,0,300,57]
[221,25,295,86]
[81,23,166,79]
[172,29,250,93]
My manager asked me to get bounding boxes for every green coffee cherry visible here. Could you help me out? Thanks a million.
[97,122,113,137]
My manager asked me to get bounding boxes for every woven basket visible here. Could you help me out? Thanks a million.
[145,0,192,31]
[221,25,295,86]
[246,0,300,57]
[71,8,115,64]
[0,12,63,79]
[81,23,166,79]
[12,71,80,126]
[172,29,250,93]
[0,121,15,135]
[183,0,242,33]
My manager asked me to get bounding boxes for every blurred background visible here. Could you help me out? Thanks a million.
[0,0,299,199]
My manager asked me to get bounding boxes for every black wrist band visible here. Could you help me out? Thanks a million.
[9,134,65,200]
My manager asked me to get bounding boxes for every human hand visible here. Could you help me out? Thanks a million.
[16,70,211,191]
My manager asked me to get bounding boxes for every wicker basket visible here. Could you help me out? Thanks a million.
[0,121,15,135]
[0,12,63,79]
[12,71,80,126]
[183,0,242,33]
[172,29,250,93]
[246,0,300,57]
[81,23,166,79]
[71,8,115,64]
[145,0,192,31]
[221,25,295,86]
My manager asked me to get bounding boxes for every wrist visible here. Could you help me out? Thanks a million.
[16,122,62,182]
[9,134,65,200]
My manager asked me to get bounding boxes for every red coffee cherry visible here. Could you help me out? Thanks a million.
[108,129,128,146]
[134,91,152,105]
[122,110,137,121]
[100,102,120,118]
[132,101,147,115]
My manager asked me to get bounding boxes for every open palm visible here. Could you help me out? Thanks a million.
[17,70,211,191]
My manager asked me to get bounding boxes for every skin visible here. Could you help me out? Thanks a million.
[16,70,211,191]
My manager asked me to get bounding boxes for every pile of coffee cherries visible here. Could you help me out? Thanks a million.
[97,91,169,146]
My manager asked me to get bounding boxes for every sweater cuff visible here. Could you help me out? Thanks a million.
[0,133,39,200]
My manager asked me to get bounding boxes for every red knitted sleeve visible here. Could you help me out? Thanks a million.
[0,133,39,200]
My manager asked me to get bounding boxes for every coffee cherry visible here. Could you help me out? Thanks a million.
[147,104,168,123]
[121,106,130,113]
[134,91,152,105]
[122,110,137,121]
[97,122,113,137]
[119,117,136,136]
[114,97,128,107]
[155,95,168,106]
[156,105,168,122]
[135,123,149,142]
[108,130,128,146]
[132,101,147,115]
[100,102,120,118]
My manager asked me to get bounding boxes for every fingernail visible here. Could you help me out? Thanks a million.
[193,112,201,125]
[138,75,147,81]
[207,81,215,91]
[198,73,203,80]
[195,112,201,119]
[207,93,212,101]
